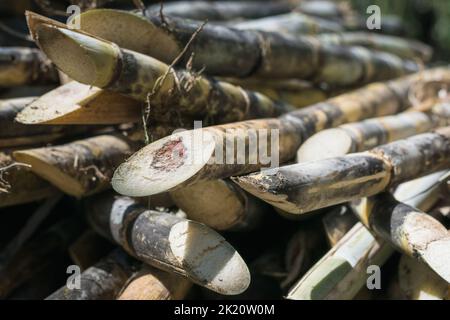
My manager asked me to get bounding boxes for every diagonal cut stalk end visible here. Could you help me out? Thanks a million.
[31,22,120,88]
[112,130,216,197]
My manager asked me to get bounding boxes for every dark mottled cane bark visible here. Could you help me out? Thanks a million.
[0,96,93,147]
[233,12,343,35]
[77,9,417,86]
[351,192,450,282]
[0,216,83,298]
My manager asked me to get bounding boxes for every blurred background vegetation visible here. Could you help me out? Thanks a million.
[350,0,450,62]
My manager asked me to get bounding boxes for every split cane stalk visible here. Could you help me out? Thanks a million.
[85,193,250,295]
[111,68,450,197]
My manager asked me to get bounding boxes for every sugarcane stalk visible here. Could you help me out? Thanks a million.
[15,82,142,125]
[0,0,32,16]
[344,14,406,36]
[68,229,113,270]
[232,12,343,35]
[297,103,450,162]
[322,206,358,246]
[0,152,57,208]
[73,9,418,85]
[398,255,449,300]
[13,134,138,197]
[0,96,101,147]
[148,1,293,21]
[28,16,292,124]
[221,78,330,108]
[235,127,450,215]
[111,68,450,197]
[351,191,450,282]
[0,47,58,87]
[46,249,137,300]
[170,179,268,231]
[85,193,250,295]
[287,171,446,300]
[118,265,192,300]
[313,32,432,62]
[0,216,83,298]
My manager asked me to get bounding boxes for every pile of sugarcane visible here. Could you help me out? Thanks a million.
[0,0,448,300]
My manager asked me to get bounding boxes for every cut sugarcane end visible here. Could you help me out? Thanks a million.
[34,24,119,87]
[297,128,353,162]
[112,130,216,197]
[169,220,250,295]
[421,236,450,284]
